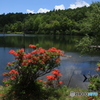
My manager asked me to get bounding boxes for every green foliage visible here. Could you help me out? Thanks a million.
[88,63,100,91]
[75,34,96,54]
[88,76,100,91]
[1,85,93,100]
[0,2,100,35]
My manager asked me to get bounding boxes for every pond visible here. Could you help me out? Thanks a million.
[0,34,100,89]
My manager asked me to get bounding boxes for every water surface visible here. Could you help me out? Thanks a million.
[0,34,100,89]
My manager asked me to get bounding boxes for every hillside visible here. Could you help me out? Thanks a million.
[0,2,100,36]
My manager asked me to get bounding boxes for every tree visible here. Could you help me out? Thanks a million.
[90,2,100,36]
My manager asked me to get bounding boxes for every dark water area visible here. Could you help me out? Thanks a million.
[0,34,100,89]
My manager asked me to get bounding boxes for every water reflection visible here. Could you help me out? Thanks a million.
[60,52,100,89]
[0,34,100,89]
[0,34,79,52]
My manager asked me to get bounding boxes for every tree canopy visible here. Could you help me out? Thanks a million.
[0,2,100,36]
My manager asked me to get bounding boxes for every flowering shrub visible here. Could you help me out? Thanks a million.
[96,63,100,71]
[2,44,64,99]
[46,69,63,87]
[36,69,63,90]
[88,63,100,91]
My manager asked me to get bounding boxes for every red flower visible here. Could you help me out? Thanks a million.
[25,53,32,58]
[5,84,9,86]
[53,69,59,72]
[97,64,100,67]
[9,70,18,74]
[22,61,28,65]
[19,48,24,52]
[9,50,15,54]
[39,47,46,54]
[2,78,7,81]
[46,56,51,59]
[46,75,56,81]
[33,57,38,61]
[10,75,17,80]
[28,59,32,63]
[2,72,9,76]
[7,62,13,66]
[9,50,17,55]
[40,56,46,59]
[52,71,58,75]
[40,61,45,64]
[96,68,100,71]
[48,47,64,56]
[55,59,59,63]
[29,44,36,48]
[52,69,62,76]
[31,50,37,53]
[37,79,43,82]
[59,81,63,84]
[48,47,57,52]
[57,50,62,53]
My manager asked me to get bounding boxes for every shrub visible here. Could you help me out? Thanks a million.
[88,63,100,91]
[2,44,64,100]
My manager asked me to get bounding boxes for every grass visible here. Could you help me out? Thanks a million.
[0,85,100,100]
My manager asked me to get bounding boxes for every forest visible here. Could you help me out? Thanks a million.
[0,2,100,36]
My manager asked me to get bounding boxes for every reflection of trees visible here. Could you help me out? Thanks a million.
[0,35,79,52]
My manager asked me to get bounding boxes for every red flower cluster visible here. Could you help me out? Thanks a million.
[5,84,9,86]
[19,48,24,52]
[48,47,57,52]
[46,69,63,87]
[48,47,64,56]
[38,47,46,54]
[97,63,100,67]
[10,75,17,80]
[9,45,62,66]
[36,69,63,88]
[9,70,18,74]
[96,68,100,71]
[2,70,18,86]
[96,63,100,71]
[58,81,63,84]
[46,69,62,81]
[9,70,18,79]
[9,49,25,61]
[29,44,36,48]
[8,44,63,67]
[37,79,43,82]
[7,62,13,66]
[3,44,64,90]
[2,78,7,81]
[46,75,56,81]
[52,69,62,76]
[3,72,9,76]
[9,50,17,56]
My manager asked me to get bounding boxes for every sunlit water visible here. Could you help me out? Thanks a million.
[0,34,100,89]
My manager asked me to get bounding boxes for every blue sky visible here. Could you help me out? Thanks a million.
[0,0,99,14]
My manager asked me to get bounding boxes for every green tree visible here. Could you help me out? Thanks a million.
[90,2,100,36]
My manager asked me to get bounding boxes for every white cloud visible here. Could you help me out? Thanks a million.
[54,4,65,10]
[69,0,90,9]
[26,4,65,14]
[26,9,34,14]
[26,8,50,14]
[37,8,50,13]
